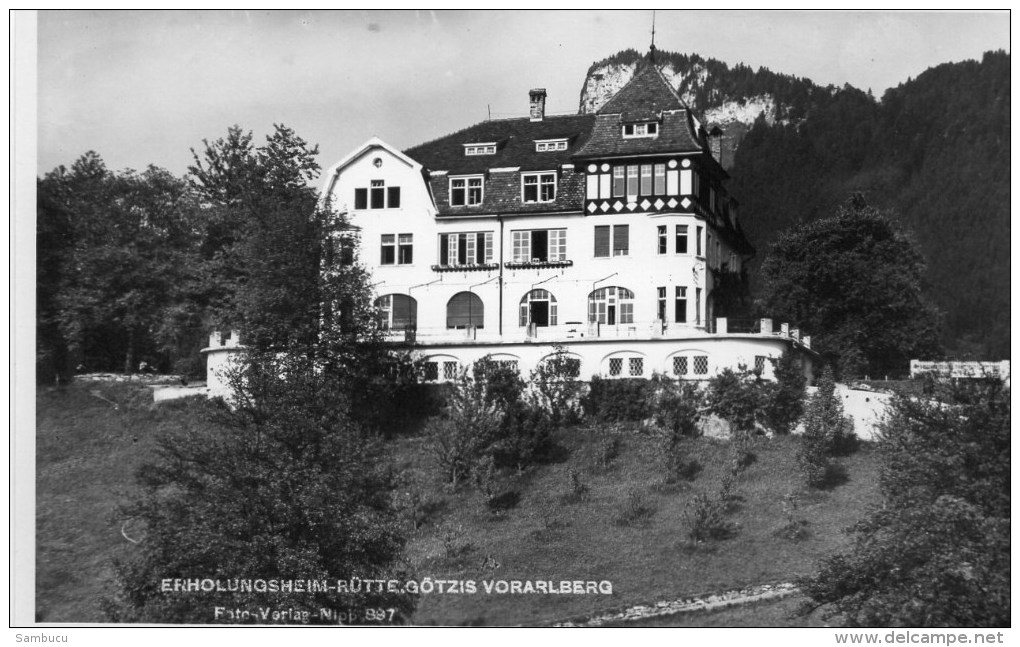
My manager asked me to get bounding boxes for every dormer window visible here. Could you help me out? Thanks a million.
[535,139,568,152]
[622,122,658,138]
[450,175,483,206]
[522,172,556,203]
[464,142,497,156]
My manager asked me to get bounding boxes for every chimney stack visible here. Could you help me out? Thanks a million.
[529,88,547,122]
[708,126,723,165]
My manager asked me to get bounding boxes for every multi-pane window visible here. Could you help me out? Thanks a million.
[654,163,666,194]
[512,229,566,263]
[423,362,439,381]
[657,286,667,321]
[754,356,767,376]
[374,294,417,331]
[657,225,667,254]
[465,144,496,155]
[673,356,689,376]
[443,361,459,379]
[522,172,556,203]
[398,234,413,264]
[535,140,567,152]
[693,356,709,375]
[380,234,412,265]
[609,358,623,376]
[612,166,625,197]
[593,225,629,257]
[495,360,519,372]
[622,122,658,137]
[626,165,639,198]
[588,286,635,325]
[629,358,644,376]
[519,289,557,327]
[640,164,653,195]
[440,232,494,266]
[676,225,689,254]
[450,176,483,206]
[355,181,401,210]
[675,287,688,323]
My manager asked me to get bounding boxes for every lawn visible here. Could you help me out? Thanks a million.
[35,382,881,626]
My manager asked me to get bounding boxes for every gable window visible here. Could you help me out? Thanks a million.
[522,172,556,203]
[622,122,658,138]
[450,176,483,206]
[593,224,629,257]
[440,232,494,266]
[512,229,566,263]
[464,143,497,156]
[381,233,413,265]
[355,180,401,210]
[535,139,568,152]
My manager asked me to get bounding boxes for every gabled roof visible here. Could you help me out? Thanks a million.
[597,52,688,121]
[404,114,596,175]
[574,111,704,159]
[320,137,421,202]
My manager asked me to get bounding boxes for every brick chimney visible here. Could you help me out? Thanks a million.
[708,126,723,165]
[529,88,547,122]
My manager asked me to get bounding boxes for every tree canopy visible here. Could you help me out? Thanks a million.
[757,193,942,378]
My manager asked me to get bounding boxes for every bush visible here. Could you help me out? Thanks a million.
[530,344,583,425]
[494,396,554,471]
[562,468,588,504]
[764,351,807,434]
[684,493,736,542]
[662,436,702,484]
[615,488,657,526]
[591,425,622,470]
[706,367,769,438]
[580,376,650,422]
[647,373,703,438]
[427,368,502,486]
[798,367,858,487]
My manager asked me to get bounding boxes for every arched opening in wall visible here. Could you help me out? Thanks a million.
[374,294,417,331]
[538,351,582,379]
[602,351,646,378]
[421,354,460,382]
[519,289,557,327]
[667,350,712,379]
[588,286,635,326]
[481,353,522,375]
[446,292,484,329]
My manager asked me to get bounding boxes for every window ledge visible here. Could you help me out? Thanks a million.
[505,259,574,270]
[431,263,500,273]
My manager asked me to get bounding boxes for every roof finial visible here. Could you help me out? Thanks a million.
[649,10,657,62]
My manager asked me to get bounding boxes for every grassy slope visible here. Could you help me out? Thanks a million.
[35,384,208,622]
[393,426,880,626]
[36,385,879,626]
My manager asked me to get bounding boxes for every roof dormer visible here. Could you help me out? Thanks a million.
[622,121,659,138]
[464,142,498,156]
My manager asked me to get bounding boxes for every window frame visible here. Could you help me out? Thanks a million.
[593,224,629,258]
[449,175,484,207]
[521,171,557,204]
[621,122,659,138]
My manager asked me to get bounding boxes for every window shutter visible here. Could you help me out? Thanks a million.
[613,225,629,254]
[594,225,610,257]
[447,292,483,328]
[439,235,449,266]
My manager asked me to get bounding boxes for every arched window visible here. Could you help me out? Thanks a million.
[447,292,484,329]
[374,294,417,331]
[519,289,557,327]
[588,286,635,325]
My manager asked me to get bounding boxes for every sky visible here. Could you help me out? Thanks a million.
[34,9,1010,180]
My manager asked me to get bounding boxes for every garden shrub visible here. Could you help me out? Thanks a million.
[494,395,554,471]
[684,493,736,542]
[427,368,501,486]
[530,344,583,425]
[706,367,770,438]
[591,425,622,470]
[580,376,650,422]
[764,350,808,435]
[798,366,858,487]
[647,372,703,438]
[615,488,657,526]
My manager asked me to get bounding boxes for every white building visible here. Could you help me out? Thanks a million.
[312,48,815,384]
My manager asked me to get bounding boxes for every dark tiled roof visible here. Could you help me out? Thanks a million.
[404,114,596,175]
[428,168,587,217]
[574,111,704,159]
[404,114,596,216]
[597,58,686,121]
